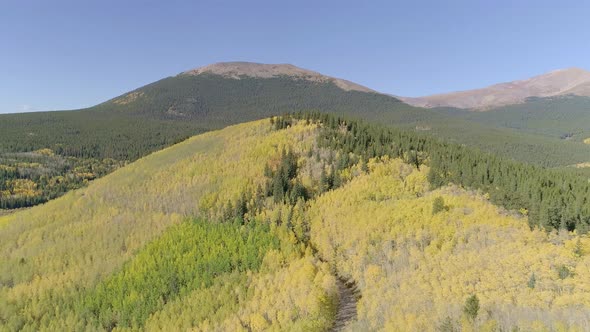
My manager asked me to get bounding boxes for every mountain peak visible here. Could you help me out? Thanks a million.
[550,67,589,74]
[529,67,590,84]
[182,61,375,93]
[401,67,590,110]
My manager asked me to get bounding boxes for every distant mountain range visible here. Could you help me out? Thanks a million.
[400,67,590,110]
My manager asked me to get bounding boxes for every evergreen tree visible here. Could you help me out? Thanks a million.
[463,295,479,321]
[432,197,445,215]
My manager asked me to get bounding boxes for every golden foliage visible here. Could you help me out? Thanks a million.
[574,162,590,168]
[0,119,318,330]
[1,179,41,198]
[308,157,590,331]
[0,165,16,172]
[143,253,337,332]
[113,91,144,105]
[34,148,55,156]
[4,118,590,331]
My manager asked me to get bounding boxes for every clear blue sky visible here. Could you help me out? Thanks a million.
[1,0,590,113]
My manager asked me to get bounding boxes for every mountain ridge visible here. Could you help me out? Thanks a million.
[400,67,590,110]
[181,61,376,93]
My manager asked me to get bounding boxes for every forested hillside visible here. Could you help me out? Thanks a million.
[0,75,421,161]
[289,112,590,232]
[0,110,204,209]
[0,120,338,331]
[0,149,123,209]
[309,158,590,331]
[3,73,587,168]
[3,68,590,210]
[439,95,590,143]
[0,73,425,209]
[1,117,590,331]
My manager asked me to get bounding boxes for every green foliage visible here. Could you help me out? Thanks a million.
[81,219,279,329]
[0,109,203,161]
[557,265,571,280]
[432,196,446,215]
[265,148,309,205]
[0,75,421,163]
[528,272,536,289]
[463,294,480,321]
[142,254,337,332]
[441,95,590,142]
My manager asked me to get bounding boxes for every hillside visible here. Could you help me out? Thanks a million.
[309,158,590,331]
[2,117,590,331]
[401,67,590,109]
[2,62,587,166]
[0,63,425,209]
[438,95,590,142]
[1,62,590,210]
[0,119,338,331]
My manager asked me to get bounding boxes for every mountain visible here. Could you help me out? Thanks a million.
[439,94,590,142]
[183,61,375,93]
[1,62,590,210]
[401,67,590,110]
[2,115,590,331]
[97,61,429,126]
[0,61,432,209]
[0,61,427,161]
[1,62,585,165]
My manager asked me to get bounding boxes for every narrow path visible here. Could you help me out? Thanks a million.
[331,278,358,331]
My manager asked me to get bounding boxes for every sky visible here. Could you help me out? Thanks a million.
[1,0,590,113]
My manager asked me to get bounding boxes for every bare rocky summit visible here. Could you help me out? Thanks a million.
[182,62,375,93]
[401,67,590,110]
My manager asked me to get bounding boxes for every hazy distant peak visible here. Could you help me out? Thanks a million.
[400,67,590,110]
[182,61,375,93]
[548,67,589,75]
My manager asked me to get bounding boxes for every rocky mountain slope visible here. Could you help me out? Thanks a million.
[401,67,590,110]
[183,61,375,93]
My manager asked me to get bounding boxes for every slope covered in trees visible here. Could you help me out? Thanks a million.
[2,116,590,331]
[0,75,422,161]
[0,110,204,209]
[0,120,339,330]
[2,71,590,210]
[2,74,586,168]
[0,149,123,209]
[309,157,590,331]
[288,112,590,232]
[439,95,590,143]
[0,74,423,210]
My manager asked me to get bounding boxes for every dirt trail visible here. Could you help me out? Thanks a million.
[331,278,358,331]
